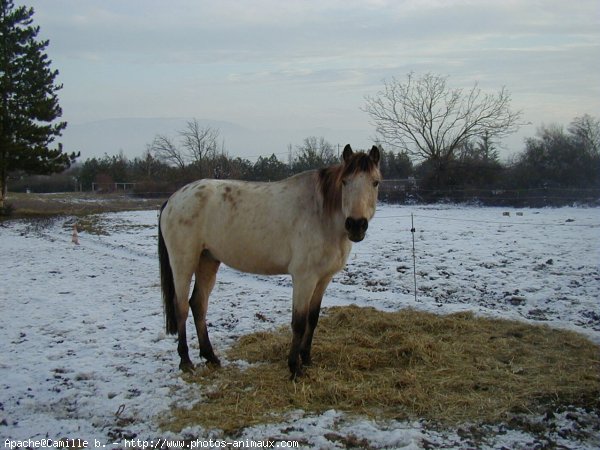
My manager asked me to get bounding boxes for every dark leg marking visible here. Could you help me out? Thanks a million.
[300,305,321,366]
[176,304,194,372]
[189,281,221,366]
[288,309,307,380]
[190,254,221,367]
[298,276,331,368]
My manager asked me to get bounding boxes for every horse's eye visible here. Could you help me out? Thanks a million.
[373,181,380,187]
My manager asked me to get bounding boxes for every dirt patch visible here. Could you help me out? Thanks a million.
[166,305,600,434]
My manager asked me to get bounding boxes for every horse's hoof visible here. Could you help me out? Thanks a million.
[201,349,221,366]
[206,357,221,368]
[289,366,304,382]
[179,361,195,373]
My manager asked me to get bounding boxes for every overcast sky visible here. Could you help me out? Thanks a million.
[19,0,600,159]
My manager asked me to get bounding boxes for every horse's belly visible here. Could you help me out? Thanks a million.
[206,229,291,276]
[223,256,288,275]
[211,247,290,275]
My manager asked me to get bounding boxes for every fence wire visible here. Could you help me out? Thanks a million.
[349,210,600,303]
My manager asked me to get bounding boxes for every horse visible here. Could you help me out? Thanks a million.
[158,144,381,379]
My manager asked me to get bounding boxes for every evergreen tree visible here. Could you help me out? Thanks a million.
[379,148,413,179]
[0,0,78,208]
[252,154,289,181]
[513,122,599,188]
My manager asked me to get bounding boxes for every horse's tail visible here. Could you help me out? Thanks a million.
[158,201,178,335]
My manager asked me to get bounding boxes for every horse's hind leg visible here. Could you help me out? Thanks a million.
[190,252,221,366]
[172,261,196,372]
[174,295,193,372]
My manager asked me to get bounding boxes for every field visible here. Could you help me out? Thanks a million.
[1,201,599,449]
[3,192,164,217]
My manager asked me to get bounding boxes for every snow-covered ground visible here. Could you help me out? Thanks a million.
[1,204,599,449]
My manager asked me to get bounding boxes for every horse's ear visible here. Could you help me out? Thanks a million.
[369,145,381,165]
[342,144,353,163]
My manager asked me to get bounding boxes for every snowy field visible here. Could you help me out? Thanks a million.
[1,204,599,449]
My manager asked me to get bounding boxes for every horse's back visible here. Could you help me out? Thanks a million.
[161,174,333,276]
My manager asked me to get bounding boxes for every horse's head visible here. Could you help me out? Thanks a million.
[340,144,381,242]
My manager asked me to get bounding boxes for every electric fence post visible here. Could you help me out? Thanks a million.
[411,213,418,302]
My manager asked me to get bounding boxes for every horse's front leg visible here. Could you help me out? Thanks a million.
[288,276,318,380]
[300,275,332,366]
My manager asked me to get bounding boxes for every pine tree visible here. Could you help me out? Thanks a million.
[0,0,78,208]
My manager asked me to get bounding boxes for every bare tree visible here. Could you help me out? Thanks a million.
[148,135,186,170]
[148,119,221,175]
[293,136,336,171]
[364,72,523,185]
[180,119,220,165]
[569,114,600,156]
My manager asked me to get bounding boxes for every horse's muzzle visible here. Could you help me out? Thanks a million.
[345,217,368,242]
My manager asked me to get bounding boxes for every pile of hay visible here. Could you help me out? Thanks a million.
[166,305,599,433]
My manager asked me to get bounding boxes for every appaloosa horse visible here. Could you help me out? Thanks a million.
[158,144,381,378]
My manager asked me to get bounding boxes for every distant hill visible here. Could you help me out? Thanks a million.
[61,117,374,162]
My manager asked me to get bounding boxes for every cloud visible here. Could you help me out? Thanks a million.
[30,0,599,70]
[21,0,600,152]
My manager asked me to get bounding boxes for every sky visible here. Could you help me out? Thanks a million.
[17,0,600,160]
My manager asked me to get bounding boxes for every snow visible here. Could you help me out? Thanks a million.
[1,204,599,448]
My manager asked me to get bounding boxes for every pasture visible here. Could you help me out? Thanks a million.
[1,203,599,448]
[3,191,163,217]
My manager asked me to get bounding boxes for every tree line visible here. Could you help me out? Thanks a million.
[69,131,414,194]
[15,113,597,205]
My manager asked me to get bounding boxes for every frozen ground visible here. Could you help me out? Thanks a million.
[1,204,599,449]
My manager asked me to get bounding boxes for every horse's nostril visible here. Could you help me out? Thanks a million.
[345,217,368,233]
[359,218,368,232]
[345,217,353,231]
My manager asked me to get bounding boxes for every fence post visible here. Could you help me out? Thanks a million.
[411,213,418,303]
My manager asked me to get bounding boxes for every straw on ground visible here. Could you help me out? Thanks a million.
[166,305,600,434]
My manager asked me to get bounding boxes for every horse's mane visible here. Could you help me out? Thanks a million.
[317,151,379,216]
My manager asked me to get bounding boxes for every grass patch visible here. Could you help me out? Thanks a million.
[165,305,600,434]
[0,202,15,217]
[63,216,156,236]
[62,215,110,236]
[1,192,165,219]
